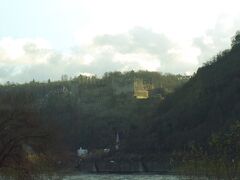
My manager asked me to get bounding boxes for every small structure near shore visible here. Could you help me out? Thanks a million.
[77,147,88,157]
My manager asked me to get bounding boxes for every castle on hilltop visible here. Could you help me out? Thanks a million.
[111,78,154,99]
[133,79,154,99]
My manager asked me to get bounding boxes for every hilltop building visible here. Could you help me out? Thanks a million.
[111,78,154,99]
[134,79,154,99]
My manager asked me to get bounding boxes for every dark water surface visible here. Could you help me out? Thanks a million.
[63,174,202,180]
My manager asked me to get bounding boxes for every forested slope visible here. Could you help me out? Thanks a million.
[0,70,188,170]
[152,32,240,152]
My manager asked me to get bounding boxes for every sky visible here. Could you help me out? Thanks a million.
[1,0,240,83]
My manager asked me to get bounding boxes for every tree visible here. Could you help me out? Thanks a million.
[0,104,47,169]
[61,74,68,81]
[231,31,240,49]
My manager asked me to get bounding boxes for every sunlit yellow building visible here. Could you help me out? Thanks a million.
[112,78,154,99]
[134,79,153,99]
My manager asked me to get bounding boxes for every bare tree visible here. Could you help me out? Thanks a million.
[0,105,47,168]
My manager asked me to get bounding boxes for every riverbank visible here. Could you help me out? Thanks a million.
[62,173,209,180]
[76,159,171,174]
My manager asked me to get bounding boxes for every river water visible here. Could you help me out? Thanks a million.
[62,174,196,180]
[0,174,208,180]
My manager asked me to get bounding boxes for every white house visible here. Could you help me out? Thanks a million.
[77,147,88,157]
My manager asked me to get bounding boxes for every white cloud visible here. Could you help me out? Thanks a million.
[193,15,240,65]
[1,12,240,84]
[0,27,198,83]
[0,37,51,64]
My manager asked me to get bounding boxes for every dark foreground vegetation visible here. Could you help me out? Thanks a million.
[0,69,188,178]
[1,32,240,179]
[154,31,240,179]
